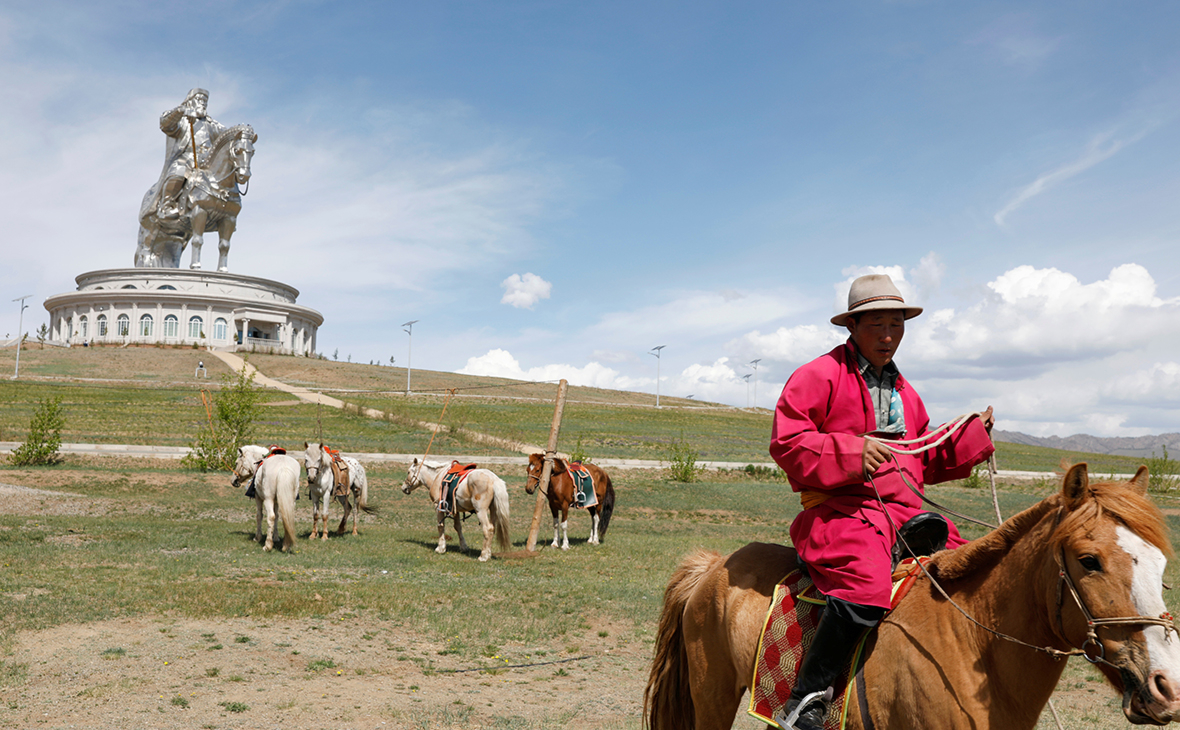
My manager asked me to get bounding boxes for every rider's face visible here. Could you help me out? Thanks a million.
[189,96,208,117]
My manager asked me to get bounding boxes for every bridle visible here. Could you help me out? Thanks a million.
[865,415,1179,668]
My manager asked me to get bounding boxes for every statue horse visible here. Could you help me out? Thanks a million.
[231,445,299,553]
[401,459,511,562]
[136,123,256,271]
[524,454,615,549]
[644,464,1180,729]
[302,442,377,539]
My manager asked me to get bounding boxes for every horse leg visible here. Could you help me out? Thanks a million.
[435,514,448,554]
[189,208,207,270]
[217,217,234,272]
[476,507,495,562]
[560,505,571,550]
[254,496,264,543]
[454,514,468,553]
[550,501,562,548]
[336,493,352,535]
[590,510,600,545]
[263,498,277,552]
[351,486,360,535]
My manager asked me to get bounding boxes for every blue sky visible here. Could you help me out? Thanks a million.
[3,1,1180,437]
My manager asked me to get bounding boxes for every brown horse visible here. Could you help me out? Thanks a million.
[525,454,615,549]
[644,464,1180,729]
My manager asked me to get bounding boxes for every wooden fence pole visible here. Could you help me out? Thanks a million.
[527,379,568,552]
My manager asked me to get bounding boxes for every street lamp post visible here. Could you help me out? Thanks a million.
[748,358,761,409]
[649,345,666,408]
[12,295,31,380]
[402,320,419,396]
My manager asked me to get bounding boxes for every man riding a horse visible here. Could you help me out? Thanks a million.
[146,88,226,224]
[768,273,996,729]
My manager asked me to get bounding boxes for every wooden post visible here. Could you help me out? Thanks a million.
[527,379,568,552]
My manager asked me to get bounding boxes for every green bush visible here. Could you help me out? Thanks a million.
[743,464,785,481]
[183,361,261,472]
[668,437,702,483]
[962,464,987,489]
[568,435,592,464]
[9,396,65,466]
[1146,446,1179,492]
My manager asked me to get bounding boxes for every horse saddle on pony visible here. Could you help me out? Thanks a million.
[748,559,930,729]
[439,462,478,516]
[324,447,350,497]
[568,462,598,509]
[245,445,288,499]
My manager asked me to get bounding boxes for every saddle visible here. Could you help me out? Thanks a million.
[747,559,930,729]
[439,462,478,516]
[323,446,350,497]
[567,462,598,509]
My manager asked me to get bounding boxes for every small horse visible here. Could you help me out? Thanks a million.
[401,459,511,562]
[524,454,615,549]
[136,124,256,271]
[302,442,377,539]
[231,445,299,552]
[644,463,1180,729]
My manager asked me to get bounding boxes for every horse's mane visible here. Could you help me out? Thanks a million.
[420,459,448,470]
[933,474,1172,583]
[208,124,256,161]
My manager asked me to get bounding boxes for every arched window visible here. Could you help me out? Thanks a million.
[116,314,130,337]
[188,316,204,339]
[214,318,228,341]
[97,314,108,337]
[121,285,136,290]
[79,315,88,340]
[164,315,178,338]
[140,314,154,338]
[158,285,177,290]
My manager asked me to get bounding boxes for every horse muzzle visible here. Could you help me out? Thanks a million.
[1125,669,1180,725]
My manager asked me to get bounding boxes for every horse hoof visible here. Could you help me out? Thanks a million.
[479,554,490,562]
[264,544,273,552]
[436,547,447,554]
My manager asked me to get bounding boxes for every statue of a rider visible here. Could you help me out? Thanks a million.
[136,88,251,270]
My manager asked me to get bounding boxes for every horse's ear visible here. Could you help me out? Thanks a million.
[1062,463,1091,508]
[552,458,567,475]
[1129,465,1150,495]
[303,441,308,449]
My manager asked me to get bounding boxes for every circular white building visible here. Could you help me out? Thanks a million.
[44,268,322,355]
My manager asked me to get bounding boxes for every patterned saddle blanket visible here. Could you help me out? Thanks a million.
[568,462,597,509]
[746,559,929,729]
[439,462,478,516]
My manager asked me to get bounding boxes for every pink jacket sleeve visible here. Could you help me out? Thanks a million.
[769,364,865,490]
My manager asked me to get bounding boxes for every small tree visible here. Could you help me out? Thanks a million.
[668,436,702,483]
[36,324,48,349]
[9,396,65,466]
[183,361,262,472]
[1146,445,1179,492]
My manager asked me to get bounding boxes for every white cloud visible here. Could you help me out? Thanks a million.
[586,289,810,346]
[500,272,552,309]
[457,348,645,390]
[726,324,846,366]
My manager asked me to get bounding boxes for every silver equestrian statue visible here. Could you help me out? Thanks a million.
[135,88,256,271]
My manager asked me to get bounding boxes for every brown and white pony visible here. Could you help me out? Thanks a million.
[524,454,616,549]
[401,459,511,562]
[644,464,1180,729]
[302,442,376,539]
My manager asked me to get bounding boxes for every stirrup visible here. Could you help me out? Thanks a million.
[772,688,830,730]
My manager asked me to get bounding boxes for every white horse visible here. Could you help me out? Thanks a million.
[231,445,299,552]
[401,459,511,562]
[302,442,377,539]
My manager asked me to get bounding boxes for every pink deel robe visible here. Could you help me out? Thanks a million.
[769,341,995,608]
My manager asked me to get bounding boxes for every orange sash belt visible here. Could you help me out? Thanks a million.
[799,490,831,510]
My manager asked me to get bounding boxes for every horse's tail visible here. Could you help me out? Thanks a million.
[490,476,511,552]
[644,549,723,730]
[277,468,299,553]
[597,472,616,541]
[354,465,378,515]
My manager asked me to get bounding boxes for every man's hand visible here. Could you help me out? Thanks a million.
[981,405,995,433]
[862,437,893,477]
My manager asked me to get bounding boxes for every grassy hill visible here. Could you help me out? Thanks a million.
[0,345,1156,473]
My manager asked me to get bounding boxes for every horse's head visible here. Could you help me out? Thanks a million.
[229,127,255,188]
[303,441,324,484]
[524,453,544,494]
[230,445,266,489]
[205,124,256,191]
[402,459,423,495]
[1053,463,1180,725]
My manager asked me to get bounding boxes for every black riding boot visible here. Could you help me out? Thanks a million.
[890,511,949,570]
[772,597,885,730]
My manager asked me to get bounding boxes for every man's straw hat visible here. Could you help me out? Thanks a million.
[830,274,923,327]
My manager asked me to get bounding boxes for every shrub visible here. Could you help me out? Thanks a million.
[1146,446,1179,492]
[743,464,785,481]
[568,436,592,464]
[183,360,261,472]
[9,396,65,466]
[962,464,987,489]
[668,437,702,483]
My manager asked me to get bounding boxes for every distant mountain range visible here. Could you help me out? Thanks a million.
[992,430,1180,459]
